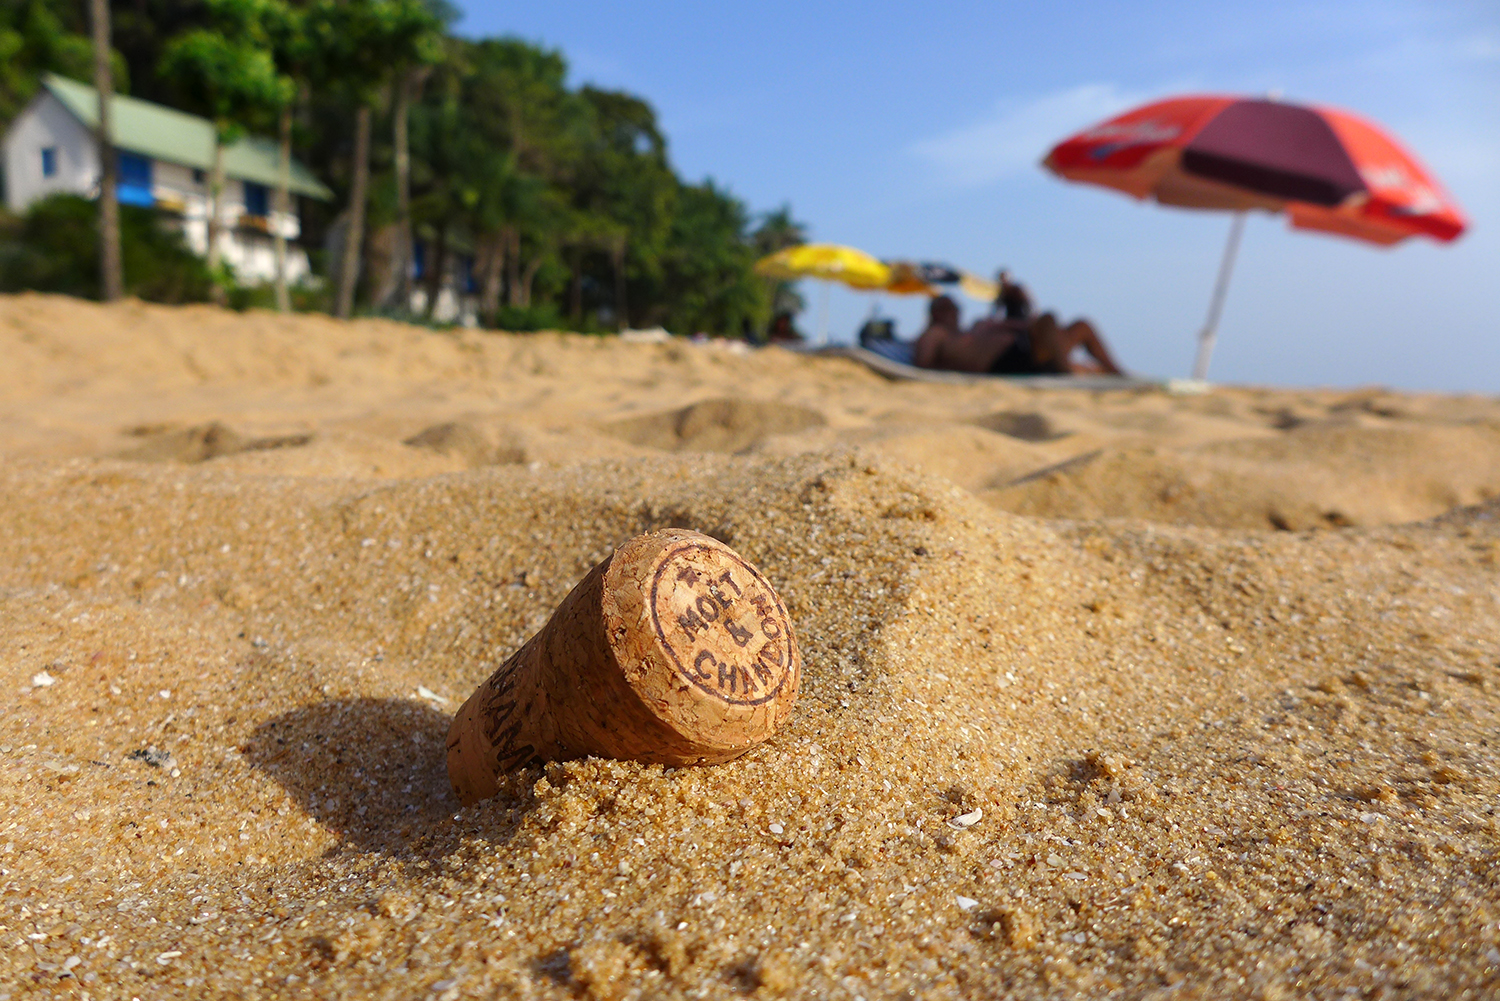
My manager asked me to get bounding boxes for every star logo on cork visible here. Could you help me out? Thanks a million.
[650,543,794,706]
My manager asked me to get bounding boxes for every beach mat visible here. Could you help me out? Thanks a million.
[807,344,1173,390]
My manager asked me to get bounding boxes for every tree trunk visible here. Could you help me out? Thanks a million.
[504,226,521,307]
[478,234,504,326]
[207,138,226,304]
[335,103,372,320]
[520,257,542,309]
[612,235,627,331]
[273,103,292,312]
[390,69,414,311]
[90,0,121,302]
[423,227,447,319]
[568,246,582,321]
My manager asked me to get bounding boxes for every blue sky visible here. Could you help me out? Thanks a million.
[452,1,1500,390]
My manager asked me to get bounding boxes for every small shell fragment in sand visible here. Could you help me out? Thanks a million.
[416,686,449,705]
[768,823,785,835]
[30,671,56,688]
[948,807,982,829]
[956,895,979,911]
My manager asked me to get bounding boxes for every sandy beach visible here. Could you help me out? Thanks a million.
[2,292,1499,1000]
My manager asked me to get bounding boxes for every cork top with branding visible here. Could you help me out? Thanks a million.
[650,539,795,705]
[599,530,800,757]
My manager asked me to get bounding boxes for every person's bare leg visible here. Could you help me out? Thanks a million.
[1027,313,1069,373]
[1053,320,1103,373]
[1060,319,1124,375]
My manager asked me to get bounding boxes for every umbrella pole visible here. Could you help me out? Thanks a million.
[1192,212,1246,381]
[817,282,831,346]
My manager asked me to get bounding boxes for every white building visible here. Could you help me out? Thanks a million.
[2,74,331,284]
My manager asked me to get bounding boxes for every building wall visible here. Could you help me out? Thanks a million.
[2,91,100,212]
[168,174,307,283]
[3,93,311,285]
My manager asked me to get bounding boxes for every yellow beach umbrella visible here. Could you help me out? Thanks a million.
[754,243,892,289]
[883,261,939,296]
[755,244,893,344]
[882,261,999,302]
[958,271,999,303]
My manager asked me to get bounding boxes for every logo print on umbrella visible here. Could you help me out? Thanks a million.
[1082,120,1183,159]
[1359,165,1443,216]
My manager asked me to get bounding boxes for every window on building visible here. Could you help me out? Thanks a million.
[41,147,57,177]
[243,182,269,217]
[193,168,205,185]
[117,152,154,207]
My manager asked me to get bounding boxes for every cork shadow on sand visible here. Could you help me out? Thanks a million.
[244,697,490,856]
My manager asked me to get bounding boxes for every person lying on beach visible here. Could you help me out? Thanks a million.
[913,295,961,369]
[765,311,804,344]
[913,294,1126,376]
[995,269,1034,321]
[986,271,1125,375]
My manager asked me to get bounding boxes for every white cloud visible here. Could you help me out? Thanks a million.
[908,83,1154,188]
[1461,34,1500,61]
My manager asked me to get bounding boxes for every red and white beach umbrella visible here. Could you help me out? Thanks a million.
[1043,95,1468,378]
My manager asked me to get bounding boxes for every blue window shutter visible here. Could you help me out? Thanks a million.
[41,147,57,177]
[117,151,154,207]
[243,182,269,217]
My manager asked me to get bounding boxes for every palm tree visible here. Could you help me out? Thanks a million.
[257,0,313,313]
[315,0,443,320]
[89,0,121,301]
[753,205,807,317]
[160,28,290,302]
[752,205,807,257]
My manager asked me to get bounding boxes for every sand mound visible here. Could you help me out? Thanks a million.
[604,397,827,454]
[835,424,1053,493]
[987,421,1500,529]
[118,421,314,464]
[402,420,534,469]
[119,420,248,462]
[969,409,1064,442]
[3,296,1500,998]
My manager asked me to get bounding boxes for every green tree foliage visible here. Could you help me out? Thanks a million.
[0,193,212,302]
[395,38,802,334]
[158,22,289,139]
[753,205,809,317]
[0,0,115,127]
[3,4,807,336]
[655,180,767,337]
[160,12,292,282]
[298,0,446,317]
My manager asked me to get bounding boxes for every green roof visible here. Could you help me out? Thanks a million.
[42,74,332,200]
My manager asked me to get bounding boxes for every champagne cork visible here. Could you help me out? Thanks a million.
[447,529,801,806]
